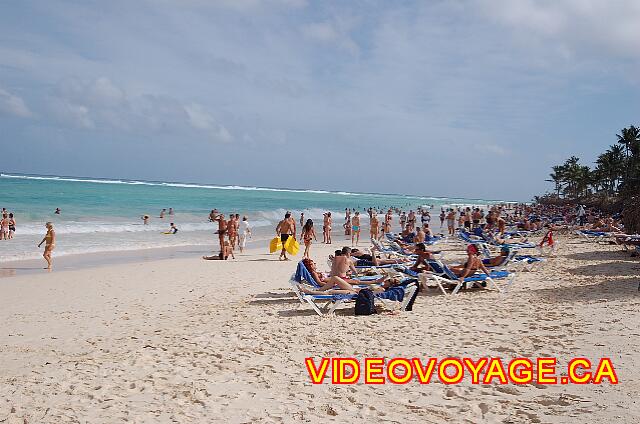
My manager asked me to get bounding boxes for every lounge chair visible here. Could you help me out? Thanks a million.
[290,262,418,315]
[417,258,515,295]
[574,229,612,242]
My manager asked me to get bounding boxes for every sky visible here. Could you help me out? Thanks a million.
[1,0,639,201]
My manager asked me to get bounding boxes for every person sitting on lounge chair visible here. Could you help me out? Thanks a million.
[483,247,510,267]
[410,243,435,273]
[448,244,492,282]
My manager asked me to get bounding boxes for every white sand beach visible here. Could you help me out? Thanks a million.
[1,234,639,423]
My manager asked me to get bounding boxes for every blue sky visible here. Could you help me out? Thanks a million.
[1,0,639,200]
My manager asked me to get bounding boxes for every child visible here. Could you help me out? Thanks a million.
[301,219,317,259]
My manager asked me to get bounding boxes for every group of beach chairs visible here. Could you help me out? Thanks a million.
[289,228,547,316]
[574,229,640,255]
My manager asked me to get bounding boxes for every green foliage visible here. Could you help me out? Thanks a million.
[548,125,639,201]
[546,125,640,231]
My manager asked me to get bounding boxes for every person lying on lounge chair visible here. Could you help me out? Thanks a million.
[349,247,411,266]
[299,258,388,294]
[448,244,492,282]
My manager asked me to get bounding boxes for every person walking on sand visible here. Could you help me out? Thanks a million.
[37,222,56,270]
[300,219,317,259]
[351,211,361,246]
[239,216,251,253]
[276,212,296,261]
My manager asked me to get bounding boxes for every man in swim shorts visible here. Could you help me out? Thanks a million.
[351,211,361,246]
[276,212,296,261]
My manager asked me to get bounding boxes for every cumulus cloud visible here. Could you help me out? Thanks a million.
[49,77,233,142]
[0,87,32,118]
[477,0,640,60]
[185,103,233,143]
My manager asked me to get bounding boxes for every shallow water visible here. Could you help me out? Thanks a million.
[0,173,500,261]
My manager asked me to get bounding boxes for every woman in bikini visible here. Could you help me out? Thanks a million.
[37,222,56,269]
[448,244,492,283]
[300,219,317,259]
[299,258,388,295]
[370,213,379,241]
[0,214,9,240]
[215,214,227,251]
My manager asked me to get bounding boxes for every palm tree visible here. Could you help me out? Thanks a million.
[616,126,640,181]
[595,145,626,195]
[547,165,566,197]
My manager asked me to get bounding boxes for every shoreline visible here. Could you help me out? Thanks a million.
[0,227,377,278]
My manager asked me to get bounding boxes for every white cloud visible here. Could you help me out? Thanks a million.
[0,87,32,118]
[478,0,640,60]
[185,103,233,143]
[48,77,233,143]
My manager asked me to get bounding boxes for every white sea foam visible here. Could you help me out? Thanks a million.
[0,173,373,197]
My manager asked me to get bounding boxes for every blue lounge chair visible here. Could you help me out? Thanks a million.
[289,262,417,315]
[417,258,514,295]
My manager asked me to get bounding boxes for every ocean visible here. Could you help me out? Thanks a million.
[0,173,502,262]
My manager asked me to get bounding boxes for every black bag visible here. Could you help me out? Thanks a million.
[354,289,377,316]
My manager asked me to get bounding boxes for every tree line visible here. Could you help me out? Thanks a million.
[544,125,640,232]
[547,125,639,199]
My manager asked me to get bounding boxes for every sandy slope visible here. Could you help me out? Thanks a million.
[0,235,639,423]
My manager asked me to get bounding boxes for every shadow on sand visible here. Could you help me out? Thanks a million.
[531,278,639,304]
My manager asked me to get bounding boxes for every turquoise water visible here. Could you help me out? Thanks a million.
[0,173,500,261]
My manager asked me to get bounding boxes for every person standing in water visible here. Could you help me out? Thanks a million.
[0,214,9,240]
[351,211,361,246]
[276,212,296,261]
[37,222,56,270]
[159,208,166,219]
[300,219,317,259]
[239,216,251,253]
[8,213,16,239]
[299,212,304,228]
